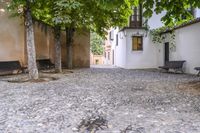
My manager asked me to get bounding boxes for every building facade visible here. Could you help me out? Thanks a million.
[103,30,114,65]
[109,6,200,74]
[90,52,104,65]
[109,6,165,69]
[161,18,200,74]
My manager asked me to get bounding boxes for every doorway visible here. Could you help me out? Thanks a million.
[164,42,169,63]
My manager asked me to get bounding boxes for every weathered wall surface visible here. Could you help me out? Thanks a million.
[34,23,50,60]
[0,10,25,65]
[46,30,90,68]
[60,31,90,68]
[32,28,90,68]
[72,32,90,68]
[0,2,90,68]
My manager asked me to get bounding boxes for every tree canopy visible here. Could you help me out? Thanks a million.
[9,0,138,36]
[7,0,200,31]
[90,32,104,55]
[140,0,200,25]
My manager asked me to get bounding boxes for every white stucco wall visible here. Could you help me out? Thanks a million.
[169,22,200,74]
[123,29,163,69]
[196,9,200,18]
[112,11,165,69]
[114,31,127,68]
[109,28,120,66]
[156,43,165,67]
[110,10,200,71]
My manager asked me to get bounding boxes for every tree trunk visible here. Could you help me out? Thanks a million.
[25,0,39,80]
[66,27,75,69]
[54,26,62,73]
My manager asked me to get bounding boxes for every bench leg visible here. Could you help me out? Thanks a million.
[174,69,178,74]
[159,68,168,73]
[197,71,200,76]
[174,68,184,74]
[180,69,184,74]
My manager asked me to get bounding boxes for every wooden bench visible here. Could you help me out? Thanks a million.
[194,67,200,76]
[36,59,54,70]
[0,61,22,75]
[159,61,186,73]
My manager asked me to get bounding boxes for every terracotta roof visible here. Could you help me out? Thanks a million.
[161,17,200,34]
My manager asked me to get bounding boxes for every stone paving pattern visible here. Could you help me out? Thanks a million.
[0,68,200,133]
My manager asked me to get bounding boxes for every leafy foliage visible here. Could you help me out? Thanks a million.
[140,0,200,26]
[150,12,198,45]
[90,32,104,55]
[150,27,175,45]
[150,26,176,51]
[150,27,170,44]
[8,0,200,32]
[8,0,138,37]
[49,0,138,37]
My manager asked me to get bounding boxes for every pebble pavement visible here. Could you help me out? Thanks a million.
[0,68,200,133]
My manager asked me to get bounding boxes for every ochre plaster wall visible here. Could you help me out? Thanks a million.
[34,23,50,60]
[30,27,90,68]
[60,31,90,68]
[0,11,25,65]
[0,9,90,68]
[72,32,90,68]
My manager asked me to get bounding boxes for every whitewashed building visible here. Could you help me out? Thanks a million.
[161,18,200,74]
[109,7,165,69]
[103,30,113,65]
[109,6,200,74]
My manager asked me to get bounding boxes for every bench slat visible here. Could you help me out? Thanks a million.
[159,60,185,73]
[194,67,200,76]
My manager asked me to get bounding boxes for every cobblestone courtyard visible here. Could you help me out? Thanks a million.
[0,68,200,133]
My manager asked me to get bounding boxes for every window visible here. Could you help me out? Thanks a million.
[130,4,142,27]
[132,36,143,51]
[108,52,110,60]
[109,30,114,40]
[116,34,118,46]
